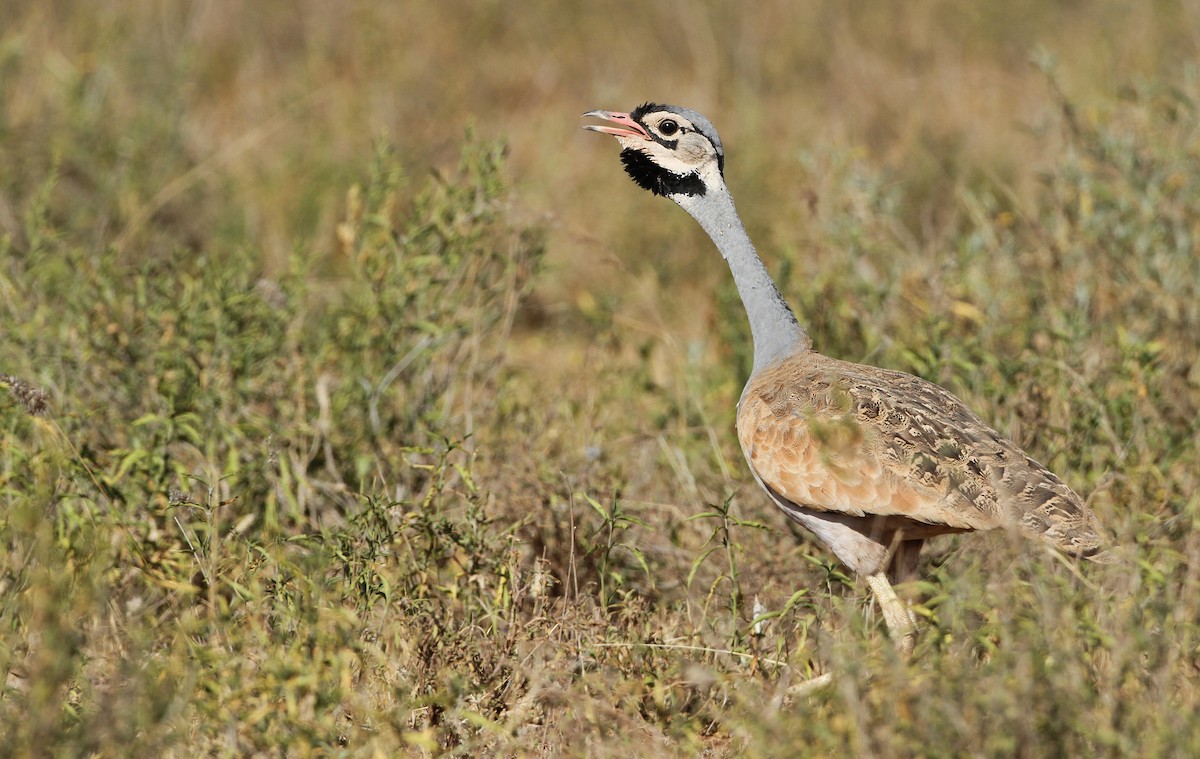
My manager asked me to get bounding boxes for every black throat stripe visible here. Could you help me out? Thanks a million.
[620,149,706,197]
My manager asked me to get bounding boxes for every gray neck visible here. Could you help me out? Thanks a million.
[674,182,810,374]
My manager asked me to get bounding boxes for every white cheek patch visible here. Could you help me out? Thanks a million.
[618,133,714,178]
[677,140,709,164]
[697,162,724,186]
[655,152,699,176]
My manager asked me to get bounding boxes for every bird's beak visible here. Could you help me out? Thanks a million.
[582,110,651,139]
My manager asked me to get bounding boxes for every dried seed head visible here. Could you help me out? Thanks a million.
[0,373,49,416]
[168,489,197,506]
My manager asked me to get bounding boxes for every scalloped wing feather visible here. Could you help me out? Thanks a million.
[737,351,1107,555]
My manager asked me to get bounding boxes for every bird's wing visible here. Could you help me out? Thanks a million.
[737,351,1104,553]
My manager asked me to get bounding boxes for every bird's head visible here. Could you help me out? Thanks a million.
[583,103,724,198]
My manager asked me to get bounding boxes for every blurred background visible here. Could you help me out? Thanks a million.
[4,0,1197,347]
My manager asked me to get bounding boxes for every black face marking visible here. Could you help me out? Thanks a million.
[628,101,725,175]
[620,148,706,197]
[629,102,684,150]
[630,102,663,122]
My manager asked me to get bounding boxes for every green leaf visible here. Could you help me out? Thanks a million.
[687,545,720,590]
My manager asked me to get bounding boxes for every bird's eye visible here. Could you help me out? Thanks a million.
[658,119,679,136]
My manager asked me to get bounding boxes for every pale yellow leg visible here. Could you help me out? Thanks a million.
[865,571,918,657]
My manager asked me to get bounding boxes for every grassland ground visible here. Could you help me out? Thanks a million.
[2,3,1200,756]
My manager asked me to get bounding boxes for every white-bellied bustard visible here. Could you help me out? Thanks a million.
[583,103,1108,655]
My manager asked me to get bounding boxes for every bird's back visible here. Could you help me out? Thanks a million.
[737,349,1107,557]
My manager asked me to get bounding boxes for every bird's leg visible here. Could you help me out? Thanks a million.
[887,538,925,586]
[864,571,918,657]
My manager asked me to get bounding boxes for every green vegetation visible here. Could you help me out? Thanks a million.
[2,2,1198,756]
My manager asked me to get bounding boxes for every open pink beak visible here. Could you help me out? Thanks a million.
[582,110,651,139]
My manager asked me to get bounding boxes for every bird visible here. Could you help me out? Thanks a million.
[583,103,1109,655]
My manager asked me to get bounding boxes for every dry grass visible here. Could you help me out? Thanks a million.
[2,2,1199,756]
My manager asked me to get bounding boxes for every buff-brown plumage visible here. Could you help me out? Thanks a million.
[738,351,1107,576]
